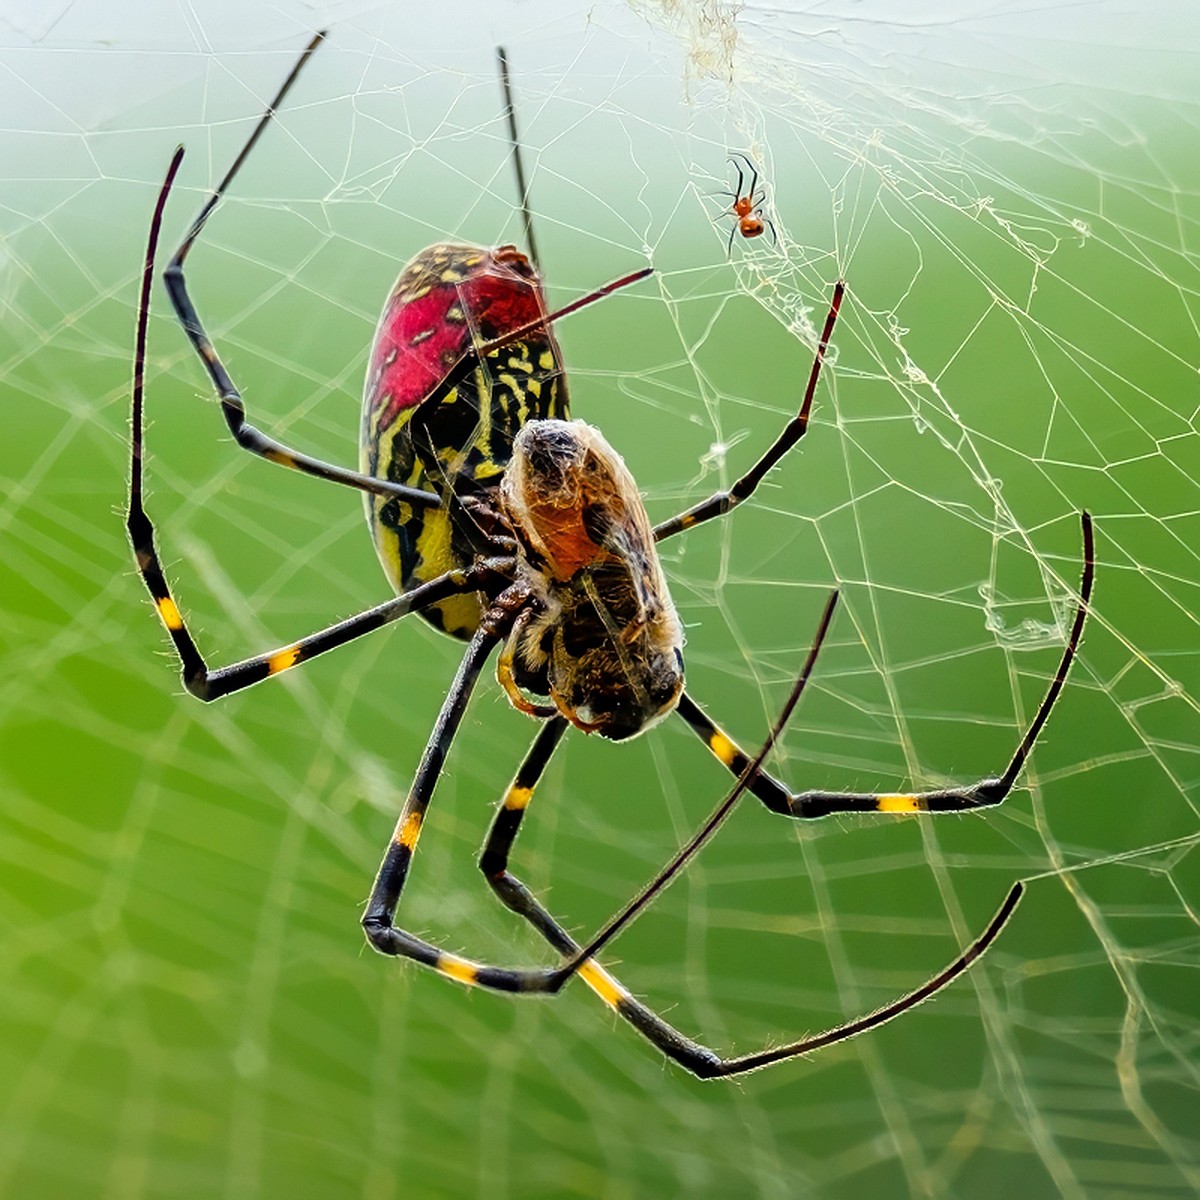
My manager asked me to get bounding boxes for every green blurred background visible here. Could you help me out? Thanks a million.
[1,2,1197,1197]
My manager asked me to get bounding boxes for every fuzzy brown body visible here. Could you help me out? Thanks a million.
[500,419,684,741]
[360,243,569,639]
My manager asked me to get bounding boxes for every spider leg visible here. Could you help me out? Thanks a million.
[654,281,844,541]
[360,627,582,994]
[619,881,1023,1078]
[129,519,503,702]
[360,678,638,1006]
[129,148,492,701]
[473,718,731,1069]
[476,717,640,1008]
[161,34,439,508]
[496,47,539,271]
[473,593,1022,1078]
[729,151,761,199]
[676,512,1093,820]
[729,156,747,204]
[478,717,572,947]
[360,590,830,1002]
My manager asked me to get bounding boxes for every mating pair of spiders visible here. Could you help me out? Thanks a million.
[127,33,1093,1078]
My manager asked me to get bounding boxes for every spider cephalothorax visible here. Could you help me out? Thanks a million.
[499,419,684,741]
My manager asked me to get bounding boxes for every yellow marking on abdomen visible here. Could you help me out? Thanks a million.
[266,645,301,675]
[878,794,923,813]
[708,730,738,768]
[395,810,423,849]
[263,448,296,468]
[504,785,533,811]
[437,954,479,986]
[157,596,183,631]
[578,960,628,1010]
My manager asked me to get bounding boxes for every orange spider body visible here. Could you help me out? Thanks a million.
[733,194,765,239]
[725,153,776,252]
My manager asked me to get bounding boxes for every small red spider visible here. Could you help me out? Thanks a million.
[725,152,777,253]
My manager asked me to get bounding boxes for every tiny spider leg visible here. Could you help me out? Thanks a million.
[730,151,760,196]
[128,148,510,702]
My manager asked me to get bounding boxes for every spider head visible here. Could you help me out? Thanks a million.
[554,642,685,741]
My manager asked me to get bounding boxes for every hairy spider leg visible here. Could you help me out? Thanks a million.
[496,46,539,270]
[654,281,844,540]
[470,592,1026,1077]
[359,591,835,1015]
[676,511,1093,815]
[128,149,512,701]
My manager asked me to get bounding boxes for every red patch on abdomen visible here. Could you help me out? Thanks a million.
[365,246,546,432]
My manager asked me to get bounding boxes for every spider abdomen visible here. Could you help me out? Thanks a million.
[501,419,684,741]
[360,243,569,639]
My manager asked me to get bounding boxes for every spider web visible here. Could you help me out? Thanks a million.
[1,1,1197,1196]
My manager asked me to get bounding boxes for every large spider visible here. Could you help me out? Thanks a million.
[127,33,1094,1078]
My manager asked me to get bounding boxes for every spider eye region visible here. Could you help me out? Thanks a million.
[501,419,685,740]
